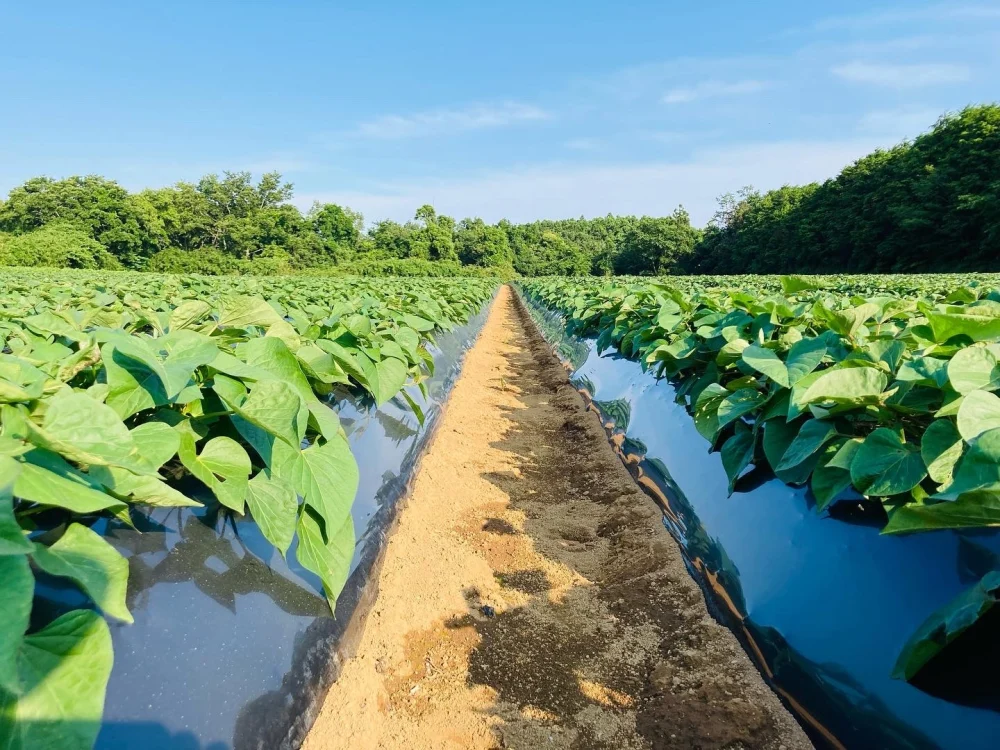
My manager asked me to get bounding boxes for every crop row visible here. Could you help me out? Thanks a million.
[0,269,495,748]
[520,273,1000,682]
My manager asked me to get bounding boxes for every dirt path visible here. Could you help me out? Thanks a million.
[304,286,811,750]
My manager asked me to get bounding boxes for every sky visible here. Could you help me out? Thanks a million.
[1,1,998,227]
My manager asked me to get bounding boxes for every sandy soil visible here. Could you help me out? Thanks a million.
[304,286,812,750]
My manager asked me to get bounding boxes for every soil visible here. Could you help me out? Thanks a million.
[303,286,812,750]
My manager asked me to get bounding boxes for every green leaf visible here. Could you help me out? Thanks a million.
[0,610,113,750]
[228,379,307,447]
[721,423,755,494]
[401,313,435,332]
[957,389,1000,441]
[238,337,341,442]
[274,437,359,539]
[927,309,1000,343]
[934,427,1000,500]
[0,556,33,694]
[741,345,789,387]
[158,329,218,398]
[897,357,950,388]
[15,451,126,514]
[0,457,30,556]
[128,422,180,471]
[89,465,202,508]
[850,427,926,497]
[775,418,837,472]
[802,367,887,406]
[218,295,284,328]
[893,571,1000,680]
[921,419,964,485]
[102,341,167,419]
[717,388,764,430]
[18,311,85,342]
[810,440,853,510]
[786,369,825,421]
[693,383,729,442]
[399,388,426,427]
[245,472,298,556]
[785,337,826,385]
[826,438,862,470]
[885,491,1000,534]
[177,435,251,514]
[35,390,151,474]
[780,275,822,295]
[295,506,354,610]
[31,523,132,623]
[168,300,212,330]
[371,357,408,406]
[763,418,798,472]
[947,347,1000,394]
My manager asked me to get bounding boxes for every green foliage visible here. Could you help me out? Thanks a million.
[145,247,245,275]
[0,225,121,270]
[455,218,514,268]
[0,176,161,268]
[613,210,701,275]
[687,105,1000,274]
[521,272,1000,684]
[1,103,997,278]
[0,268,496,743]
[328,258,500,277]
[893,570,1000,680]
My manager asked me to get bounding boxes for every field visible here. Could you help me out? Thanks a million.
[4,267,1000,749]
[522,273,1000,680]
[0,269,494,747]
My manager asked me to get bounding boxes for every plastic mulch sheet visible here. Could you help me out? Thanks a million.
[31,300,492,750]
[522,292,1000,750]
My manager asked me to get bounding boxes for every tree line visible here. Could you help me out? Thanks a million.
[686,104,1000,274]
[1,103,996,276]
[0,170,699,276]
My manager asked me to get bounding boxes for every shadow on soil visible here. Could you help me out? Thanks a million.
[441,296,789,750]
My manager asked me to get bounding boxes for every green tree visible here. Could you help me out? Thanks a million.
[137,183,214,251]
[614,210,700,275]
[309,202,363,264]
[0,224,121,269]
[0,176,160,267]
[414,205,458,261]
[455,218,513,267]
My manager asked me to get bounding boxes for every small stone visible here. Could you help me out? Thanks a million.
[481,605,496,618]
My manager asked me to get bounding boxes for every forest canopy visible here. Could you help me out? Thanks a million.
[1,104,997,276]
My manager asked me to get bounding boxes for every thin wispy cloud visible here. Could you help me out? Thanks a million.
[831,61,971,87]
[350,101,551,140]
[295,138,885,227]
[564,138,600,151]
[663,79,771,104]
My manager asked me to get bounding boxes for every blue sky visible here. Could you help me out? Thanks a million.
[1,1,998,226]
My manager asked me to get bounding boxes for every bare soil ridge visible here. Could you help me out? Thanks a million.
[304,285,811,749]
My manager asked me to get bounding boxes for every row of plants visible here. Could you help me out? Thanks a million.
[0,268,496,748]
[519,273,1000,686]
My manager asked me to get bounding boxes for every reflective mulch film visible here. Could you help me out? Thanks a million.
[521,292,1000,750]
[31,302,491,750]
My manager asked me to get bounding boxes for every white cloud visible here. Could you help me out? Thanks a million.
[831,61,970,87]
[663,79,771,104]
[350,101,551,140]
[294,138,885,227]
